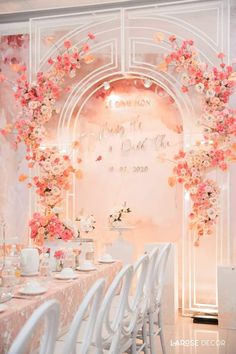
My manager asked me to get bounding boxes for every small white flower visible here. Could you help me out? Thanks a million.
[206,89,215,98]
[181,73,190,84]
[202,160,210,168]
[203,71,210,79]
[29,100,40,110]
[63,219,75,230]
[195,83,204,93]
[69,70,76,78]
[52,207,63,214]
[51,186,60,195]
[207,208,217,220]
[204,114,214,122]
[41,105,52,116]
[190,186,197,194]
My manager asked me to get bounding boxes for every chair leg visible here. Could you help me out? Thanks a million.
[131,330,137,354]
[130,323,138,354]
[148,312,156,354]
[142,323,148,354]
[158,308,166,354]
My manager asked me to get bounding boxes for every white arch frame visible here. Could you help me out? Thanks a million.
[30,0,230,315]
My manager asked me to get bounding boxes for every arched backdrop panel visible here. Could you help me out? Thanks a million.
[30,0,230,314]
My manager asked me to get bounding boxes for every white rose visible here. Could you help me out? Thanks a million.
[207,208,217,219]
[206,89,215,98]
[41,105,52,116]
[29,100,40,110]
[195,83,204,93]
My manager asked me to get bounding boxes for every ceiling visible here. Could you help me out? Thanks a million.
[0,0,216,25]
[0,0,160,24]
[0,0,140,14]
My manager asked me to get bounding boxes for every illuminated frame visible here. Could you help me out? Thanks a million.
[30,0,231,314]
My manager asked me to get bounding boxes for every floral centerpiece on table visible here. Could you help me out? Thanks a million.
[108,202,131,228]
[29,212,74,246]
[75,214,96,237]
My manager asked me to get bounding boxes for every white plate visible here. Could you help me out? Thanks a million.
[76,266,97,272]
[54,274,79,280]
[98,259,116,264]
[19,287,47,295]
[21,272,39,277]
[0,304,8,313]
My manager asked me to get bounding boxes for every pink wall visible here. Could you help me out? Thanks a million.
[72,78,183,260]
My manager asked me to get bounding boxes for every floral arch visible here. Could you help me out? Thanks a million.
[0,24,235,247]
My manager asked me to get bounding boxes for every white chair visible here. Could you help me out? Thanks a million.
[62,278,105,354]
[109,253,153,354]
[124,254,150,354]
[145,243,171,354]
[94,264,133,354]
[8,299,60,354]
[136,247,159,354]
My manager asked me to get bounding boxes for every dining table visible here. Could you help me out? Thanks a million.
[0,261,122,354]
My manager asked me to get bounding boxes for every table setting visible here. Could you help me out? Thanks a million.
[0,242,122,353]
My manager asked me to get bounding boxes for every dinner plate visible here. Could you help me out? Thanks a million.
[19,287,47,295]
[0,304,8,313]
[98,259,116,264]
[76,266,97,272]
[54,274,79,280]
[21,272,39,277]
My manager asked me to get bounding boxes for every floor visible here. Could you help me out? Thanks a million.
[54,315,236,354]
[154,315,236,354]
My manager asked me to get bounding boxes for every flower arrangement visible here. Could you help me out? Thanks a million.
[109,202,131,227]
[155,33,236,244]
[0,33,95,244]
[1,29,236,247]
[76,215,96,235]
[29,212,74,245]
[32,147,75,209]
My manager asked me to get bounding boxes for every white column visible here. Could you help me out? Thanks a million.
[218,265,236,329]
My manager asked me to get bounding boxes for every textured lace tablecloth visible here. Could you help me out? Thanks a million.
[0,261,122,354]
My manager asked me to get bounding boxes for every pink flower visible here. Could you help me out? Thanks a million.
[82,43,89,52]
[20,65,27,72]
[181,86,188,93]
[88,32,95,40]
[64,40,72,49]
[54,250,65,259]
[218,52,225,59]
[169,35,176,42]
[0,74,6,83]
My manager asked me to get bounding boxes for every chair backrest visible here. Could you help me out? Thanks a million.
[131,254,150,311]
[145,247,159,299]
[123,254,149,335]
[94,264,133,353]
[62,278,105,354]
[8,299,60,354]
[152,243,171,307]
